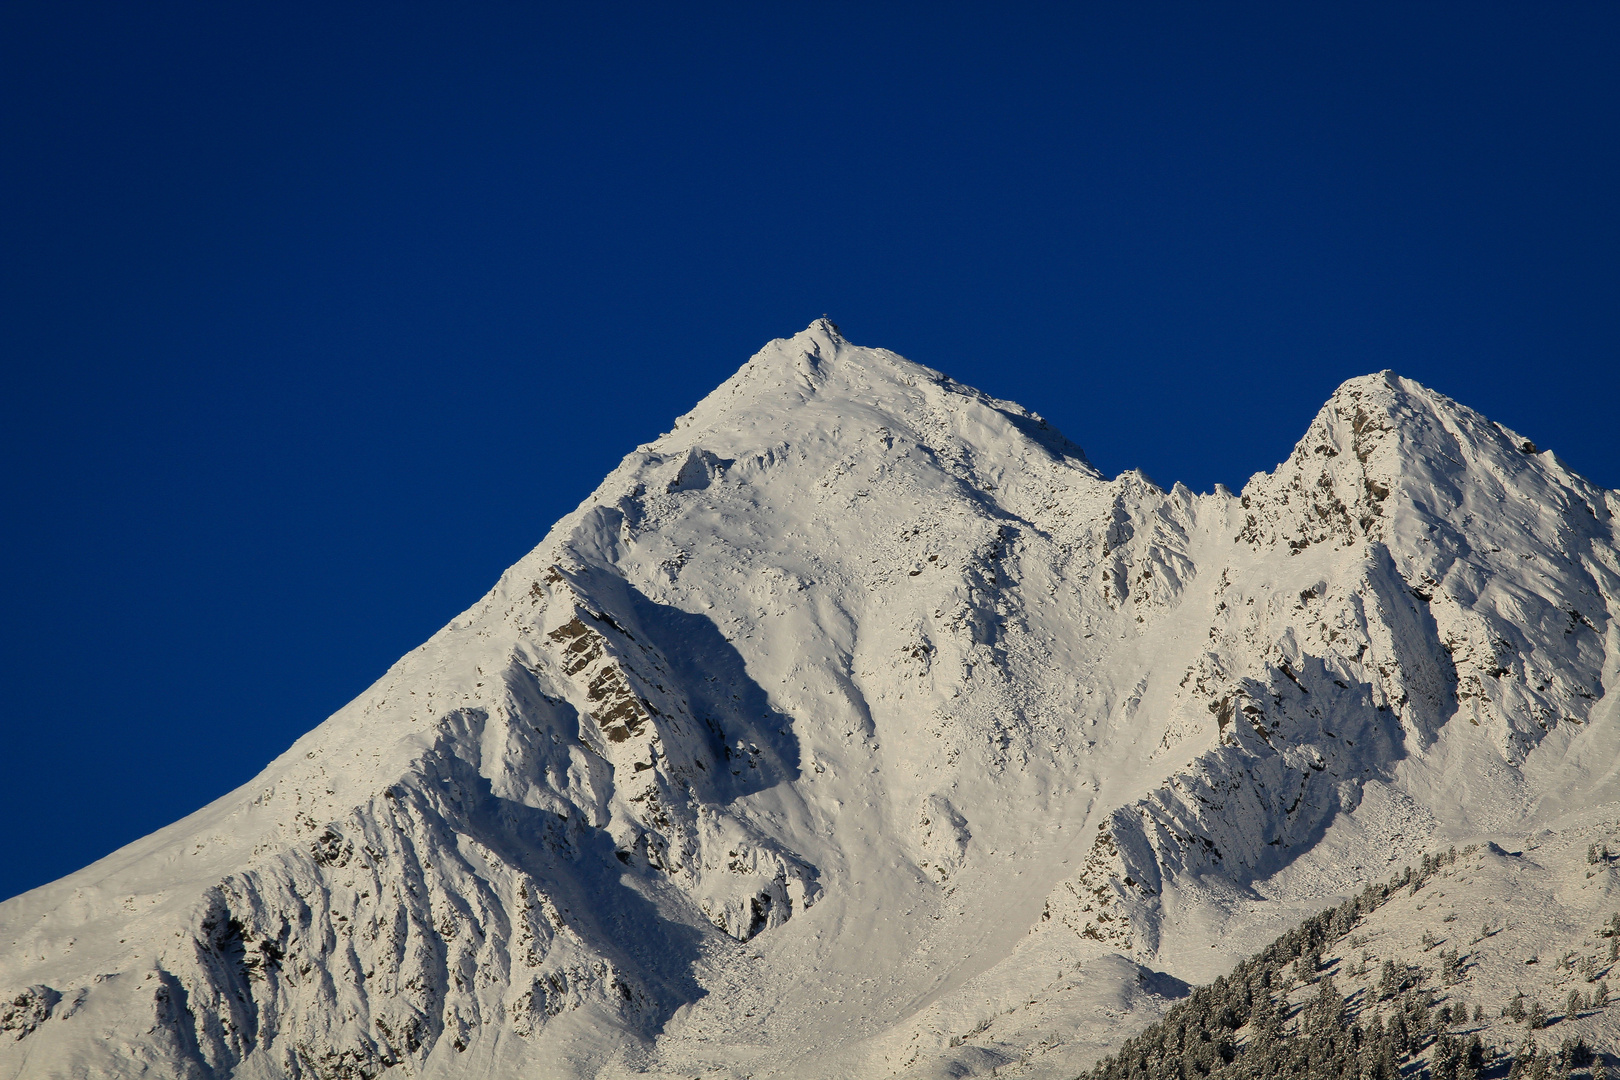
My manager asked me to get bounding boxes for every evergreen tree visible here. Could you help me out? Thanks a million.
[1508,1038,1539,1080]
[1379,960,1403,1000]
[1389,1009,1411,1056]
[1431,1033,1467,1080]
[1558,1036,1593,1068]
[1303,975,1345,1034]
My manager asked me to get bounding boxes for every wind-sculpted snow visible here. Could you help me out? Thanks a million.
[2,322,1617,1080]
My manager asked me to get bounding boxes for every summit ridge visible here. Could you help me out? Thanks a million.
[2,325,1617,1079]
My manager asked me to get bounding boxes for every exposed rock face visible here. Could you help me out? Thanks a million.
[0,987,59,1043]
[2,323,1616,1080]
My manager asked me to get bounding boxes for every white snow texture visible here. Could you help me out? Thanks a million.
[4,321,1619,1079]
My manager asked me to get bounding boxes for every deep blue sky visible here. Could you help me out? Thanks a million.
[3,3,1617,902]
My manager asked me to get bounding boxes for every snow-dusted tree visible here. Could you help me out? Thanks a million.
[1558,1036,1594,1068]
[1379,959,1418,1000]
[1507,1037,1538,1080]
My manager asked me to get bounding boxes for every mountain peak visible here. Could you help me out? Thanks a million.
[804,314,845,344]
[756,316,847,375]
[657,320,1093,478]
[1239,369,1563,555]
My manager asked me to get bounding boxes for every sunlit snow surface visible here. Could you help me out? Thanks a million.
[3,321,1618,1078]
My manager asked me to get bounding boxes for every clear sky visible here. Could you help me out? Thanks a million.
[3,3,1617,902]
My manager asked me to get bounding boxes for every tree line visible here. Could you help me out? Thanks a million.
[1079,848,1611,1080]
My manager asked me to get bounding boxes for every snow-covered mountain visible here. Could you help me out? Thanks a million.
[4,321,1618,1080]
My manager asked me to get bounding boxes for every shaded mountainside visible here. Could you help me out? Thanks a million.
[2,321,1618,1080]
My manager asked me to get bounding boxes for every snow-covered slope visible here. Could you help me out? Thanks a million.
[3,321,1618,1080]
